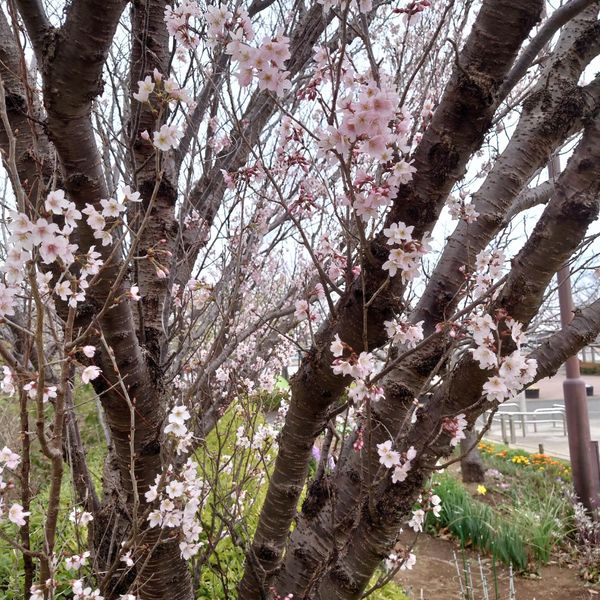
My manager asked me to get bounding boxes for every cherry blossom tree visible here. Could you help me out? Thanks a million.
[0,0,600,599]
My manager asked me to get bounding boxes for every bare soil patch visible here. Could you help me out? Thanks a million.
[395,531,599,600]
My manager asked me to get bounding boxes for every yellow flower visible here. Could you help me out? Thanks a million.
[477,485,487,495]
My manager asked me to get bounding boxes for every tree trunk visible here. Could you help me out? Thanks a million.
[260,0,547,595]
[460,429,486,484]
[93,450,194,600]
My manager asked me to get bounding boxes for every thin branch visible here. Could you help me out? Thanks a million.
[11,0,51,59]
[498,0,597,101]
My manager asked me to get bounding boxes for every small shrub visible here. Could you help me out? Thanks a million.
[580,361,600,375]
[569,500,600,583]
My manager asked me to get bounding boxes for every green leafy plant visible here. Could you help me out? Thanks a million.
[425,472,571,571]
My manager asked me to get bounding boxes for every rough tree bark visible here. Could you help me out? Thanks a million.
[3,1,600,599]
[270,9,600,592]
[414,2,600,335]
[10,1,192,597]
[240,1,546,597]
[302,101,600,600]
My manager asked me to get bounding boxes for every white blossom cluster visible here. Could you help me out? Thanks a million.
[385,550,417,571]
[30,579,135,600]
[327,317,422,409]
[384,318,424,349]
[331,339,375,379]
[467,313,537,403]
[226,34,291,97]
[408,491,441,533]
[441,412,468,447]
[24,378,56,403]
[0,446,29,528]
[28,511,101,599]
[69,507,94,527]
[132,69,199,153]
[65,551,90,571]
[164,0,203,48]
[236,422,279,451]
[408,507,425,532]
[315,235,350,282]
[164,404,194,454]
[30,580,100,600]
[70,579,104,600]
[294,298,317,322]
[0,188,141,325]
[376,440,417,484]
[330,335,384,405]
[146,458,206,560]
[382,221,430,282]
[471,248,505,298]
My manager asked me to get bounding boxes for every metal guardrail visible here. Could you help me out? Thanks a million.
[482,408,566,444]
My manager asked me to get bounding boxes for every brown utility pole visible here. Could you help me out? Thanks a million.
[550,154,600,511]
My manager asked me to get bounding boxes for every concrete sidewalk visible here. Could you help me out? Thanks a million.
[483,374,600,460]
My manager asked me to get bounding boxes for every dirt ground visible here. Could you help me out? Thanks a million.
[395,531,600,600]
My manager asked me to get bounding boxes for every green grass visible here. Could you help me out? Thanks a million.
[0,385,107,598]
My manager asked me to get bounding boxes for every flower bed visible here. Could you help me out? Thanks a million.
[477,441,571,479]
